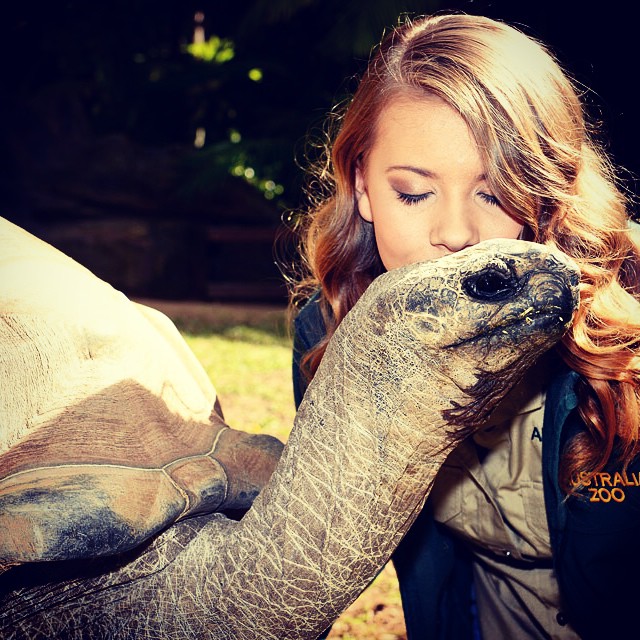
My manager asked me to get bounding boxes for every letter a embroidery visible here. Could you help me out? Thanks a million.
[531,426,542,442]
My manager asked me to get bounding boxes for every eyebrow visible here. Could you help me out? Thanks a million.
[386,165,436,178]
[386,165,487,182]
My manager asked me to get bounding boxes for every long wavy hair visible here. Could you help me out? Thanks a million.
[290,13,640,493]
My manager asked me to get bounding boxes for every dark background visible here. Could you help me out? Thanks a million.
[1,1,637,303]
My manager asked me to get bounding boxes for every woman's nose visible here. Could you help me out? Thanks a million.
[429,200,478,253]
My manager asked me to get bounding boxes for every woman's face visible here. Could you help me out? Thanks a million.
[355,93,524,270]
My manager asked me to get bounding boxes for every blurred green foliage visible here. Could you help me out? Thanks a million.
[1,0,441,216]
[5,0,633,227]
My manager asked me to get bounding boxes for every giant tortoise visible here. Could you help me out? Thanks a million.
[0,217,580,638]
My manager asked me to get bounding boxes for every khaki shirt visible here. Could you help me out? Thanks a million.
[430,355,580,638]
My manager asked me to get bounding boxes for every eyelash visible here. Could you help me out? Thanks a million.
[478,192,501,207]
[396,191,430,206]
[395,191,501,207]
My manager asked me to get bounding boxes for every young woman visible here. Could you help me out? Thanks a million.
[289,13,640,640]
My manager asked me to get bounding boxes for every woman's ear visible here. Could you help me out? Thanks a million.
[355,165,373,222]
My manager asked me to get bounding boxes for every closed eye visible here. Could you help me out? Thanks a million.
[397,191,500,207]
[396,191,431,206]
[478,192,500,207]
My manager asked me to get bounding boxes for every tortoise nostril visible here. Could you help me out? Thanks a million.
[463,268,518,301]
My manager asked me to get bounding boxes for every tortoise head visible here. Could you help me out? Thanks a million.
[336,238,580,435]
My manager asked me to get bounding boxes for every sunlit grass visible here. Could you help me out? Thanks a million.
[184,328,295,443]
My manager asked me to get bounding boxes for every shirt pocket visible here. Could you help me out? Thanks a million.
[520,480,552,554]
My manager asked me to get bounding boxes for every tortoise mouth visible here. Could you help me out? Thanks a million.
[443,310,567,351]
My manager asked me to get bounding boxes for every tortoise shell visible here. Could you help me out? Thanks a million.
[0,217,283,568]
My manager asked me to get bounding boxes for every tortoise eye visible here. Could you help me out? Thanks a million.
[463,267,518,301]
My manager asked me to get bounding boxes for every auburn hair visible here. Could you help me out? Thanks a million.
[290,13,640,494]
